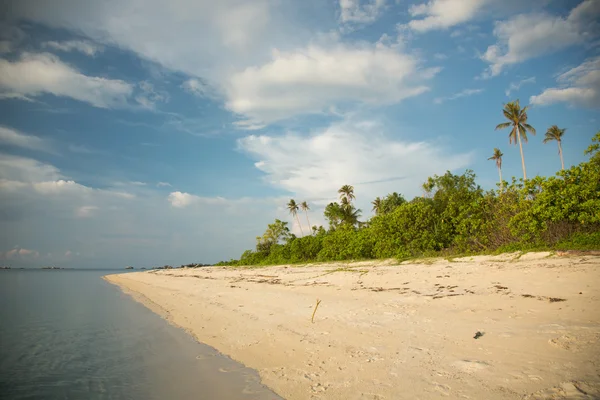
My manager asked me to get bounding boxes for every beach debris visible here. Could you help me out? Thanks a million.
[473,331,485,339]
[311,299,322,323]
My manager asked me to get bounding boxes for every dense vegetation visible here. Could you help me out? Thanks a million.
[216,103,600,267]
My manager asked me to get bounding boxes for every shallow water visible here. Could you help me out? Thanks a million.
[0,270,282,400]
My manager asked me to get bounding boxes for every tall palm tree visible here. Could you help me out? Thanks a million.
[300,201,312,235]
[488,148,504,190]
[372,197,382,215]
[287,199,304,236]
[495,100,536,180]
[338,185,355,203]
[543,125,566,170]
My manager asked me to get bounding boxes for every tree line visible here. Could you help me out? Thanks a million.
[216,101,599,266]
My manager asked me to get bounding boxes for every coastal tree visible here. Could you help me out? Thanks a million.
[381,192,406,214]
[287,199,304,236]
[372,197,382,215]
[488,148,504,190]
[543,125,566,170]
[338,184,355,203]
[300,201,312,235]
[256,219,290,252]
[495,100,536,180]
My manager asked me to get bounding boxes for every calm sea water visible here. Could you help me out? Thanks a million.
[0,270,282,400]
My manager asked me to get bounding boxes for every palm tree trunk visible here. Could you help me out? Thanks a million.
[305,211,312,235]
[498,166,503,190]
[558,142,564,170]
[516,127,527,180]
[295,215,304,237]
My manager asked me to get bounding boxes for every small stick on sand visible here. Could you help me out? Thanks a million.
[311,299,322,323]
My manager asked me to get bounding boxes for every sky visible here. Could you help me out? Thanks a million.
[0,0,598,268]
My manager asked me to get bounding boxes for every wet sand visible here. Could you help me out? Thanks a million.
[105,252,600,399]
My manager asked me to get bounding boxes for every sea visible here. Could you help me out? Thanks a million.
[0,269,283,400]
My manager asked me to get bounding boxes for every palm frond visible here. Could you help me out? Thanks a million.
[522,123,536,134]
[495,122,511,130]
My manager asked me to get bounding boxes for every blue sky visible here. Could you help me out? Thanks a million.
[0,0,598,268]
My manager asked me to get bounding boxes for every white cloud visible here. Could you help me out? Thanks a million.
[167,191,230,208]
[1,247,40,260]
[0,25,26,54]
[339,0,386,25]
[0,93,35,102]
[505,77,536,96]
[0,156,281,267]
[0,126,52,152]
[168,191,202,208]
[33,179,91,195]
[75,205,99,218]
[481,0,600,77]
[135,81,169,109]
[42,40,102,56]
[0,154,135,200]
[5,0,284,80]
[0,52,134,108]
[530,57,600,109]
[0,154,62,182]
[407,0,486,32]
[156,182,172,187]
[434,88,483,104]
[226,42,439,125]
[181,78,219,99]
[237,118,473,208]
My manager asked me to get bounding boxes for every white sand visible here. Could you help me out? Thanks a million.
[105,253,600,399]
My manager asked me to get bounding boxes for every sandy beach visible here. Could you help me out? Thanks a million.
[105,252,600,400]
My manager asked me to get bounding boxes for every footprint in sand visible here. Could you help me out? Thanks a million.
[524,381,600,399]
[451,360,490,374]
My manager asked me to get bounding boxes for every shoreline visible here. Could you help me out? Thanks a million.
[105,252,600,399]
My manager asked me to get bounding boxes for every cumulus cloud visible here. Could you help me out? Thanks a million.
[167,191,230,208]
[530,57,600,109]
[0,126,53,152]
[407,0,486,32]
[339,0,386,25]
[1,247,40,260]
[226,42,440,125]
[481,0,600,77]
[0,154,281,266]
[237,118,473,208]
[42,40,102,56]
[434,88,483,104]
[0,52,134,108]
[0,154,135,200]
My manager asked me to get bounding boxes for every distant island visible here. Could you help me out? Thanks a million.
[41,266,67,270]
[125,266,134,270]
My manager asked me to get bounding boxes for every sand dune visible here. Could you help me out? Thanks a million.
[105,253,600,399]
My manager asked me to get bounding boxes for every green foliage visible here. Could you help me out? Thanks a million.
[256,219,290,252]
[369,200,440,258]
[218,133,600,266]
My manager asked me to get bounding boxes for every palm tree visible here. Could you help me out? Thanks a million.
[300,201,312,235]
[287,199,304,236]
[543,125,566,170]
[488,148,504,190]
[372,197,382,215]
[495,100,536,180]
[338,185,355,203]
